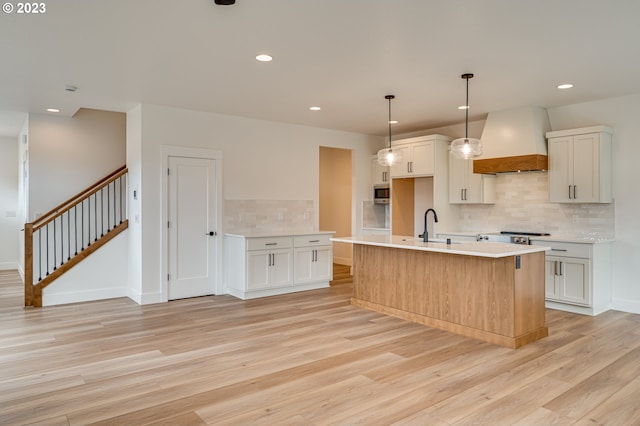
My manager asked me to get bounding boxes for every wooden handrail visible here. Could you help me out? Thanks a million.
[33,166,128,231]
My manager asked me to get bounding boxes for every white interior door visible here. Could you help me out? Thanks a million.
[168,156,217,300]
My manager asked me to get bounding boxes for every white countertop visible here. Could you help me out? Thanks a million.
[331,235,550,258]
[225,230,335,238]
[437,231,615,244]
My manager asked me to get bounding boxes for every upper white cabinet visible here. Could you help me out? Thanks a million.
[390,135,451,178]
[547,126,613,203]
[449,157,496,204]
[371,156,390,185]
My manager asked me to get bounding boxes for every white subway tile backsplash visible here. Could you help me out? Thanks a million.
[225,200,314,233]
[458,172,614,238]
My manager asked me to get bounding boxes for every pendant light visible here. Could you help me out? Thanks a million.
[450,73,482,159]
[377,95,403,167]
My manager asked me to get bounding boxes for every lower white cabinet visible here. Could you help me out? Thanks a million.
[225,232,334,300]
[293,235,333,284]
[532,238,612,316]
[247,249,293,290]
[544,255,590,306]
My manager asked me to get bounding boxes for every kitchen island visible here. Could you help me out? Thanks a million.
[332,235,550,348]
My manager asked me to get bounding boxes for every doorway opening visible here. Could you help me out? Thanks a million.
[319,147,352,269]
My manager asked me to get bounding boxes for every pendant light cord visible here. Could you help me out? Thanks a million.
[385,95,394,148]
[465,77,469,139]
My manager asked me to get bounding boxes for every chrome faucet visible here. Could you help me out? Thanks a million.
[420,208,438,242]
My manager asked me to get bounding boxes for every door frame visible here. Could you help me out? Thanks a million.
[160,145,223,302]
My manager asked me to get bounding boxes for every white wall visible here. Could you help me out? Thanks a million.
[0,136,20,270]
[28,108,126,219]
[547,93,640,313]
[42,231,128,306]
[26,108,127,305]
[128,104,381,303]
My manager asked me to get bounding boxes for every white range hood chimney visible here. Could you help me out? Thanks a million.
[473,105,551,174]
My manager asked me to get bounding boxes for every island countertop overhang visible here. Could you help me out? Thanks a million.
[331,235,550,258]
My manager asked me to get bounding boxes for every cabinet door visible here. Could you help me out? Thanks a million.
[247,251,270,290]
[449,157,467,204]
[270,249,293,287]
[548,136,574,202]
[558,257,590,305]
[372,159,390,185]
[410,140,434,176]
[389,144,412,178]
[572,133,599,202]
[311,247,332,282]
[544,257,560,300]
[294,247,332,283]
[294,247,314,283]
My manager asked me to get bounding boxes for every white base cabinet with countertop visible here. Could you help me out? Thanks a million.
[225,232,334,300]
[531,238,612,316]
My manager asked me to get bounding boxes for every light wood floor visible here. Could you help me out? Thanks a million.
[2,269,640,425]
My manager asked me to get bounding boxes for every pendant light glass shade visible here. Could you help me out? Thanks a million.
[450,73,483,160]
[450,137,482,159]
[377,95,402,166]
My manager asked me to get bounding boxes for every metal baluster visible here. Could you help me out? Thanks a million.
[107,183,111,232]
[87,196,91,246]
[74,205,78,255]
[38,228,42,281]
[46,223,50,275]
[53,218,57,270]
[67,210,71,260]
[94,192,98,242]
[112,180,116,229]
[59,215,63,266]
[119,176,123,224]
[100,189,104,238]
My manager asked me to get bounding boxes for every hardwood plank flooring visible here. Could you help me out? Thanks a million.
[2,269,640,425]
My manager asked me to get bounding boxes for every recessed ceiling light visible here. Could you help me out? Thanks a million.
[458,105,470,110]
[256,54,273,62]
[309,106,321,111]
[46,108,60,113]
[557,83,573,89]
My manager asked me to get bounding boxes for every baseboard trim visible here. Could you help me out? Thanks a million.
[0,261,19,271]
[42,287,128,306]
[611,298,640,315]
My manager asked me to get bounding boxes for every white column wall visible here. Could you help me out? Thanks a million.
[0,136,20,270]
[130,104,381,303]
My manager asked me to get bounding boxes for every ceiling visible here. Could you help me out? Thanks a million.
[1,0,640,138]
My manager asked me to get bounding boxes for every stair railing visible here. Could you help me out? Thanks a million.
[24,166,129,307]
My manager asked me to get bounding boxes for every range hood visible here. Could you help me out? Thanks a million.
[473,105,551,174]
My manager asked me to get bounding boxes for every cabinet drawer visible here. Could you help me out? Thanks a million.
[532,240,591,258]
[247,236,293,251]
[294,234,332,247]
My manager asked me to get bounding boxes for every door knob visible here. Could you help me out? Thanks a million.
[206,231,216,236]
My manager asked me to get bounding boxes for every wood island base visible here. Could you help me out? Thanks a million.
[351,244,548,348]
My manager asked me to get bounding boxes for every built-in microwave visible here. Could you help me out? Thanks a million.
[374,184,390,205]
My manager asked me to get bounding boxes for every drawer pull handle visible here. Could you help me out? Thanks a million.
[265,243,278,246]
[309,240,320,243]
[551,248,568,252]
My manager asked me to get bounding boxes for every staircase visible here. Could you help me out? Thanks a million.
[24,166,128,307]
[330,263,352,285]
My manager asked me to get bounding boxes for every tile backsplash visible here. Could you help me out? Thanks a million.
[224,200,314,233]
[362,201,389,229]
[458,172,615,238]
